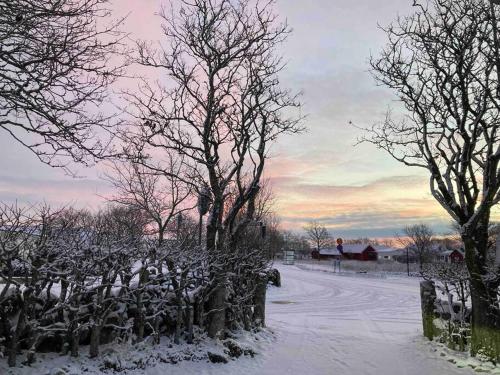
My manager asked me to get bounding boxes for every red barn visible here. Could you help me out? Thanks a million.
[311,244,379,261]
[341,244,378,261]
[440,249,464,263]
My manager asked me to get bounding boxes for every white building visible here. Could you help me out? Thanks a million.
[376,247,404,261]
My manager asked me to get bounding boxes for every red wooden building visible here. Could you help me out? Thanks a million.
[311,244,378,261]
[440,249,465,263]
[341,244,378,261]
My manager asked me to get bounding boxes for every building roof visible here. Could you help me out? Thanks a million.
[341,244,375,254]
[376,247,404,256]
[319,248,341,256]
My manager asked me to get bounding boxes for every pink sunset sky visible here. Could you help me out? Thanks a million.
[2,0,490,238]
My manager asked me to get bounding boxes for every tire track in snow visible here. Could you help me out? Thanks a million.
[259,265,474,375]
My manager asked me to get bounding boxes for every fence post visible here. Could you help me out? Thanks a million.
[253,273,267,327]
[420,280,437,340]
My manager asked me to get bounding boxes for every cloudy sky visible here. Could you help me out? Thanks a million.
[0,0,461,238]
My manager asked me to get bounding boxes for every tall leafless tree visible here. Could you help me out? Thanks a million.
[364,0,500,355]
[399,223,435,271]
[105,154,193,245]
[123,0,303,338]
[304,221,331,252]
[0,0,125,168]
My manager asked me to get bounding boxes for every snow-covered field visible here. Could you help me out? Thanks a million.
[4,265,485,375]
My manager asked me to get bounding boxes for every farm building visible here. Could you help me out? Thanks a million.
[311,248,341,261]
[439,249,465,263]
[376,247,404,261]
[312,244,378,261]
[341,244,378,261]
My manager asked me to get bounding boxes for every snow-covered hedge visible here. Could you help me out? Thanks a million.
[0,204,271,367]
[420,263,477,357]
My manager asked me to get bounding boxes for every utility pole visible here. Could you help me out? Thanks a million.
[406,246,410,277]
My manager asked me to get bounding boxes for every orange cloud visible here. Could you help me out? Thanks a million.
[265,173,452,236]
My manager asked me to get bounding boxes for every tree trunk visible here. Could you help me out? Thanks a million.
[8,308,24,367]
[70,329,79,358]
[26,334,39,365]
[207,282,226,338]
[253,274,267,327]
[8,321,20,367]
[136,294,145,341]
[59,278,68,322]
[175,301,183,344]
[174,270,187,344]
[469,278,500,359]
[194,295,204,329]
[89,325,101,358]
[463,236,500,360]
[185,302,194,344]
[243,305,252,331]
[153,316,161,345]
[8,289,29,367]
[136,266,148,341]
[68,291,81,358]
[206,200,227,339]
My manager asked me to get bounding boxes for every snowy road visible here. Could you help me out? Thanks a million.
[258,265,473,375]
[162,264,474,375]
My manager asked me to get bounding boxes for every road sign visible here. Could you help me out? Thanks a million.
[283,250,295,265]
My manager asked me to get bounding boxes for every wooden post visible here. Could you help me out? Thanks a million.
[420,280,437,340]
[253,274,267,327]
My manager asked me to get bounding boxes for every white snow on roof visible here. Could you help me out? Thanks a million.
[319,248,340,256]
[376,247,403,255]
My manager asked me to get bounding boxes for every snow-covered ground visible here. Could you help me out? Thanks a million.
[234,264,475,375]
[5,264,485,374]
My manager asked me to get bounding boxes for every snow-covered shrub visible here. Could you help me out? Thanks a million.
[0,202,271,367]
[421,263,471,353]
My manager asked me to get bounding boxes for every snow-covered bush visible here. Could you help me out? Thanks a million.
[0,202,271,367]
[421,263,471,353]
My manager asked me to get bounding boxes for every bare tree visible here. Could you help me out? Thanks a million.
[399,224,435,271]
[422,262,471,351]
[232,181,284,260]
[0,0,125,168]
[261,214,284,259]
[124,0,303,338]
[304,221,331,252]
[364,0,500,355]
[105,154,193,245]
